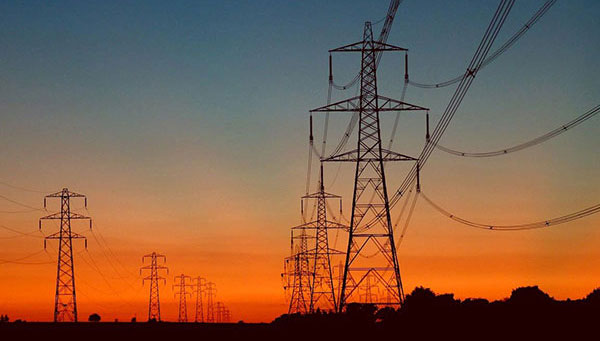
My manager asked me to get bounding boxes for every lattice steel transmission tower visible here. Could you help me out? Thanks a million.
[192,276,206,323]
[311,22,427,311]
[173,274,192,322]
[215,302,224,323]
[140,252,168,321]
[39,188,92,322]
[205,281,217,323]
[283,225,312,314]
[222,308,231,322]
[295,165,346,313]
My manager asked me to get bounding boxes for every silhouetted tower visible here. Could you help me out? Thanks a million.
[223,308,231,322]
[311,22,427,310]
[359,272,379,302]
[295,165,346,312]
[284,227,312,314]
[140,252,168,321]
[192,276,206,323]
[333,261,344,304]
[205,282,217,323]
[215,302,224,323]
[173,274,192,322]
[39,188,92,322]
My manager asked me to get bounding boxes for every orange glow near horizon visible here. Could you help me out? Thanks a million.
[1,189,599,322]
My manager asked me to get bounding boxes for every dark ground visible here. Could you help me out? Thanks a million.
[2,286,599,340]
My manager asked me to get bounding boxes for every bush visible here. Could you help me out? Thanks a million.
[88,313,101,322]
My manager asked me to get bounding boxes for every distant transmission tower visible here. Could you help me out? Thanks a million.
[39,188,92,322]
[284,226,312,314]
[140,252,168,321]
[295,165,346,312]
[205,282,217,323]
[223,308,231,322]
[311,22,427,310]
[173,274,192,322]
[215,302,224,323]
[192,276,206,323]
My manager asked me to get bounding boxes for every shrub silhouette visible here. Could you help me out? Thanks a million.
[88,313,101,322]
[508,285,553,306]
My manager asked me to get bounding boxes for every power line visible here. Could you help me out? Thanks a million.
[421,191,600,231]
[0,208,41,213]
[0,180,48,194]
[0,194,44,211]
[0,224,45,239]
[409,0,556,89]
[84,208,141,280]
[0,250,53,265]
[389,0,516,211]
[436,104,600,157]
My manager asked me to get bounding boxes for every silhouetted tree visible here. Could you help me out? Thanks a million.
[88,313,101,322]
[508,286,553,307]
[585,288,600,304]
[345,303,377,324]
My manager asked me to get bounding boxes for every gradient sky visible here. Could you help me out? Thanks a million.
[0,1,599,322]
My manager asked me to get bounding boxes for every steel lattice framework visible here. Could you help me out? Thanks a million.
[173,274,192,322]
[140,252,168,321]
[192,276,206,323]
[39,188,92,322]
[205,281,217,323]
[311,22,427,311]
[294,165,346,313]
[284,225,312,314]
[215,301,225,323]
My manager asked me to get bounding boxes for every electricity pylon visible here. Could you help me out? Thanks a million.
[222,308,231,322]
[39,188,92,322]
[215,302,224,323]
[294,164,346,313]
[173,274,193,322]
[311,21,427,311]
[192,276,206,323]
[140,252,168,321]
[205,282,217,323]
[283,226,312,314]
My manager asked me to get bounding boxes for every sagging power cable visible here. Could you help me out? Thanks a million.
[437,104,600,157]
[421,191,600,231]
[389,0,516,211]
[409,0,556,89]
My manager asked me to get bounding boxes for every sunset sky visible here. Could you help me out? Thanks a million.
[0,1,599,323]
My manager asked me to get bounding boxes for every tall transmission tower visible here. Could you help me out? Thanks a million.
[173,274,192,322]
[192,276,206,323]
[205,281,217,323]
[140,252,168,321]
[295,165,346,313]
[39,188,92,322]
[311,22,427,311]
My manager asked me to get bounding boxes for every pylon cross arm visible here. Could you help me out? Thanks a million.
[45,190,86,198]
[45,231,87,239]
[329,40,407,53]
[310,95,427,113]
[40,212,91,220]
[322,148,416,162]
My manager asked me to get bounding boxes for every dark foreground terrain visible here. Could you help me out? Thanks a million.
[2,286,599,340]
